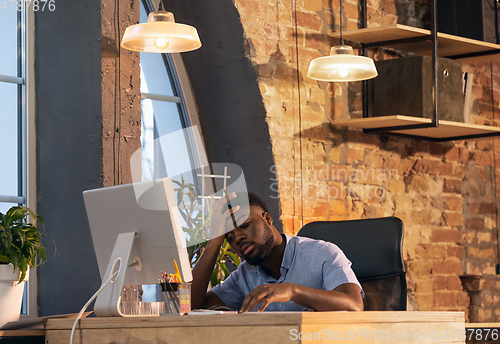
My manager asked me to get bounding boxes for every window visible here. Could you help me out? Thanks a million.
[139,0,207,301]
[139,0,207,186]
[0,3,36,316]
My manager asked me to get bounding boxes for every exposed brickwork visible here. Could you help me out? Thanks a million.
[230,0,499,319]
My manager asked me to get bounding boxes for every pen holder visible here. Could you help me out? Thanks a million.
[119,285,167,316]
[160,282,191,314]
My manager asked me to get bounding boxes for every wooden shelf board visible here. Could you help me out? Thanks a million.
[331,115,500,140]
[334,24,500,63]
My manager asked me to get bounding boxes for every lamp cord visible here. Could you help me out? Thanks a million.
[492,61,500,275]
[293,0,304,229]
[339,0,343,45]
[495,0,499,45]
[113,0,122,185]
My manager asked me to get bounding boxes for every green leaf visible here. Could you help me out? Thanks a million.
[187,188,195,204]
[220,263,230,278]
[0,205,55,283]
[35,215,45,227]
[176,187,184,206]
[18,270,27,284]
[224,251,241,266]
[210,270,219,287]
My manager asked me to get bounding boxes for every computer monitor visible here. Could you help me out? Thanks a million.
[83,177,192,317]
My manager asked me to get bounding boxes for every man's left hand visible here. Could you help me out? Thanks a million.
[239,283,364,312]
[240,283,295,312]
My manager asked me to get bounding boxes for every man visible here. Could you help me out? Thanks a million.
[191,192,364,312]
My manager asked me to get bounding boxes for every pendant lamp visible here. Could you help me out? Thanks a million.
[307,1,377,82]
[121,1,201,53]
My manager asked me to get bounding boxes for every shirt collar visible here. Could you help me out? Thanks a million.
[256,233,295,283]
[280,234,294,271]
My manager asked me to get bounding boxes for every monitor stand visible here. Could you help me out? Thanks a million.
[94,232,141,317]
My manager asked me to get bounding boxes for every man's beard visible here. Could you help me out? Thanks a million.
[244,223,274,266]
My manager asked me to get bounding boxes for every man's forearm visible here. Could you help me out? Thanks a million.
[190,239,224,309]
[291,283,363,311]
[239,282,363,312]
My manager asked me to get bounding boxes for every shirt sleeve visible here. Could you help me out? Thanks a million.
[209,269,246,311]
[321,244,365,298]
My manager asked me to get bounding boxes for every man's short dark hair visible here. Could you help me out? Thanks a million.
[226,191,269,214]
[247,191,269,214]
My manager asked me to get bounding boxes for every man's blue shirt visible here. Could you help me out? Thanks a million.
[210,234,363,311]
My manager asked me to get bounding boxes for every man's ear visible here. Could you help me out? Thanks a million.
[263,212,273,226]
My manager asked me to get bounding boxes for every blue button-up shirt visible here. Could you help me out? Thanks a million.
[210,234,363,311]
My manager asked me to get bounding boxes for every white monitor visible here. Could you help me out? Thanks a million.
[83,177,192,317]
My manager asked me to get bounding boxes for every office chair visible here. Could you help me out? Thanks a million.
[297,216,406,311]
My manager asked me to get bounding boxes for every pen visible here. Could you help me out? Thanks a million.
[173,259,183,283]
[223,189,238,230]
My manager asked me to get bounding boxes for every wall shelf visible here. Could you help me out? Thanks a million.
[331,116,500,142]
[330,21,500,141]
[334,24,500,63]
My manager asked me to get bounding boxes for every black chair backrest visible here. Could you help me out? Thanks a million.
[297,217,406,311]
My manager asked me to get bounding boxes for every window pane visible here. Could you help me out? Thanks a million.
[140,54,175,96]
[150,100,183,137]
[141,99,196,180]
[0,82,19,196]
[0,202,18,214]
[0,9,18,76]
[140,1,147,23]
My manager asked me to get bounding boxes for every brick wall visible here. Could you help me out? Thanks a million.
[231,0,500,319]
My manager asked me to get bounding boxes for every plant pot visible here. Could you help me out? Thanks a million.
[0,265,28,328]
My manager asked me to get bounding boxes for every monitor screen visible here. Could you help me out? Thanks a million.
[83,177,192,316]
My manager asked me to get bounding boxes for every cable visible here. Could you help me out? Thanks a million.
[69,268,120,344]
[495,0,499,45]
[113,0,122,185]
[339,0,343,44]
[293,0,304,228]
[491,61,500,275]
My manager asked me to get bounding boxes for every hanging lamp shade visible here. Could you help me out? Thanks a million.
[121,11,201,53]
[307,45,378,82]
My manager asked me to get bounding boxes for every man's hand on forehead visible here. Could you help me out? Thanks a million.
[209,192,250,240]
[224,205,250,231]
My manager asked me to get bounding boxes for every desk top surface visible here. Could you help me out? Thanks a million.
[45,311,465,330]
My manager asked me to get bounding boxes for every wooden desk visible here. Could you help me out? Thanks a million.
[45,311,465,344]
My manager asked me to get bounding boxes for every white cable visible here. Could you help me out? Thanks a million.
[69,267,120,344]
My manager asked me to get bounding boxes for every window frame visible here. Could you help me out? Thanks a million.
[0,3,36,318]
[24,5,37,319]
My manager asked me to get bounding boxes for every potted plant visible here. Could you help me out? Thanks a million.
[0,206,55,327]
[173,177,241,286]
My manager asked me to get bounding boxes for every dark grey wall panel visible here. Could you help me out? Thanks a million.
[35,0,102,315]
[35,0,281,316]
[165,0,283,231]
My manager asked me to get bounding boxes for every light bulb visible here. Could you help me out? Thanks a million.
[338,67,349,79]
[153,37,170,51]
